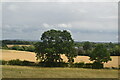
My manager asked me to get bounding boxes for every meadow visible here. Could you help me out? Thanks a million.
[2,65,118,78]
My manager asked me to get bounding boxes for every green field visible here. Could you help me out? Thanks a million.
[2,65,118,78]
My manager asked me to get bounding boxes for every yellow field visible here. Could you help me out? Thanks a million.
[1,49,119,68]
[1,49,36,62]
[7,45,30,48]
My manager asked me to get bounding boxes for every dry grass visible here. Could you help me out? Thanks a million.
[1,49,119,67]
[2,65,118,78]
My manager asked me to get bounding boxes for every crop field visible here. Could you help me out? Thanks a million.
[1,49,119,68]
[2,65,118,78]
[1,49,36,62]
[7,45,31,48]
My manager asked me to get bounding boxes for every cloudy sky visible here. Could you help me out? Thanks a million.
[1,1,118,42]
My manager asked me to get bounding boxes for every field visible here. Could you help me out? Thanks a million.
[1,49,119,78]
[1,49,119,68]
[7,45,30,48]
[2,65,118,78]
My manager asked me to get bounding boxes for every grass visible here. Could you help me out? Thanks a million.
[2,65,118,78]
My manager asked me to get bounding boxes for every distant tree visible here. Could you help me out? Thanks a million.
[110,45,120,56]
[10,45,20,50]
[1,42,8,49]
[83,41,92,56]
[89,44,111,68]
[108,42,114,48]
[83,41,92,50]
[27,46,35,52]
[35,29,77,67]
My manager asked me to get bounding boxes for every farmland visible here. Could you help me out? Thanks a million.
[2,65,118,78]
[1,49,119,68]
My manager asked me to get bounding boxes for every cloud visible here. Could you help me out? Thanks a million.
[2,0,119,2]
[2,2,118,42]
[7,4,18,11]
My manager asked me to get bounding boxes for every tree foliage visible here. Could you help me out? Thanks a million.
[35,29,77,65]
[83,41,92,50]
[89,44,111,63]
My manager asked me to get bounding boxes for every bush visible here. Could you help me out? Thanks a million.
[0,42,8,49]
[21,60,35,66]
[9,45,35,52]
[8,59,35,66]
[74,62,85,68]
[21,46,28,51]
[10,45,20,50]
[26,46,35,52]
[8,59,22,65]
[0,60,8,65]
[84,63,93,68]
[38,62,68,67]
[92,62,103,69]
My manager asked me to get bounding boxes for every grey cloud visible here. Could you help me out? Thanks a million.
[2,2,118,42]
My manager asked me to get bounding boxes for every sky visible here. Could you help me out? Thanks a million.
[1,0,119,42]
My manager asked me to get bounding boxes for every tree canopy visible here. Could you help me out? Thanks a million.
[89,44,111,63]
[35,29,77,65]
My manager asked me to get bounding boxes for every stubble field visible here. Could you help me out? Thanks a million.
[1,49,119,68]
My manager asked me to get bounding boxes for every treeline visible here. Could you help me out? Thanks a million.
[1,40,37,45]
[1,40,120,56]
[76,41,120,56]
[0,40,36,52]
[9,45,35,52]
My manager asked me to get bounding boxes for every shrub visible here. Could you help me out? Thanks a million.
[8,59,35,66]
[8,59,22,65]
[0,60,8,65]
[92,62,103,69]
[38,62,68,67]
[84,63,93,68]
[10,45,20,50]
[74,62,85,68]
[27,46,35,52]
[21,46,28,51]
[21,60,35,66]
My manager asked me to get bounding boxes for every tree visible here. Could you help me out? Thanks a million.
[83,41,92,56]
[110,45,120,56]
[35,29,77,66]
[89,44,111,68]
[83,41,92,50]
[1,42,8,49]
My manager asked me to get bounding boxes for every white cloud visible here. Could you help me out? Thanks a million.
[43,23,50,28]
[42,23,72,28]
[58,24,72,28]
[7,4,18,11]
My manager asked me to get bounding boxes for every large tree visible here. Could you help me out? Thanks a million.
[35,29,77,66]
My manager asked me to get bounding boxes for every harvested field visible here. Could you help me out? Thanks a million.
[1,49,119,68]
[7,45,31,48]
[1,49,36,62]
